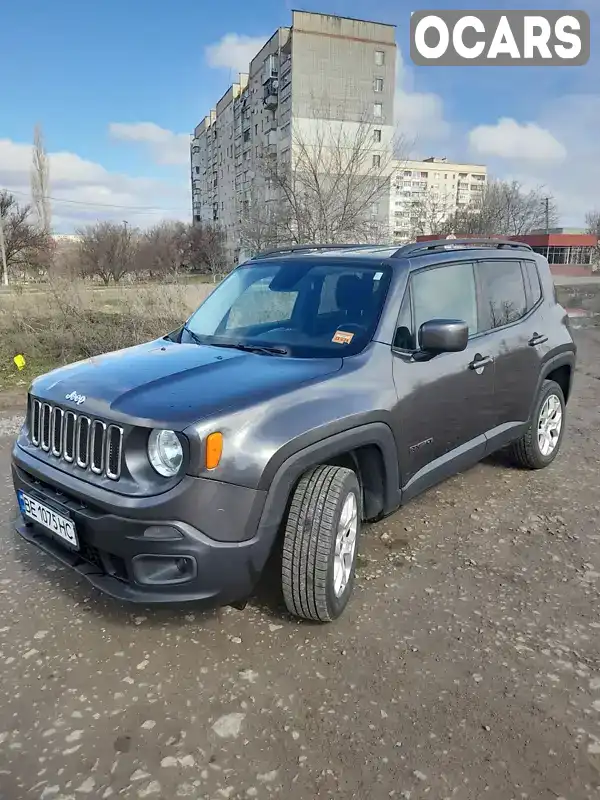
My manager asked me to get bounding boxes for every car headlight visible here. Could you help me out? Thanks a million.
[147,429,184,477]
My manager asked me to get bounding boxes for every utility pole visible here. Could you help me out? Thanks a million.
[542,197,550,261]
[0,213,8,287]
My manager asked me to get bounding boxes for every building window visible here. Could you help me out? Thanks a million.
[375,50,385,66]
[194,215,201,223]
[373,103,382,118]
[372,154,381,167]
[371,203,378,215]
[194,166,200,174]
[374,78,384,93]
[255,124,258,135]
[373,128,382,142]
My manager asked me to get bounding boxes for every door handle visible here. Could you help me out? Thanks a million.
[469,354,493,370]
[529,333,548,346]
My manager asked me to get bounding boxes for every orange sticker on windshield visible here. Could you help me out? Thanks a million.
[332,330,354,344]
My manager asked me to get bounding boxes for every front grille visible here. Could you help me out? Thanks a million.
[29,398,123,481]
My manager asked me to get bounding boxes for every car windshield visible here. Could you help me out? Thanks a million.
[182,260,392,358]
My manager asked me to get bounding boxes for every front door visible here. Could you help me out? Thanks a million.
[391,260,496,499]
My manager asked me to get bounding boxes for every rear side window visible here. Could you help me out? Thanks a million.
[477,260,527,330]
[523,260,543,308]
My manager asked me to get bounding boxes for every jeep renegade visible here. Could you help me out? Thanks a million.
[12,239,576,621]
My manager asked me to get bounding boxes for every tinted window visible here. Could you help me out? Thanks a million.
[478,260,527,329]
[412,262,478,338]
[523,260,542,307]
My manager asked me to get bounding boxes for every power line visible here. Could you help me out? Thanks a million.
[1,186,190,213]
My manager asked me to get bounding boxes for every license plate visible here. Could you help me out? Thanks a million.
[17,491,79,549]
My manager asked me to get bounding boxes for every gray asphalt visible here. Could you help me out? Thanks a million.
[1,329,600,800]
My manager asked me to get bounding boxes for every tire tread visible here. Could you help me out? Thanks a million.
[282,465,356,622]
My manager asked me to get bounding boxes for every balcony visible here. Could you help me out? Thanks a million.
[263,77,279,109]
[261,53,279,85]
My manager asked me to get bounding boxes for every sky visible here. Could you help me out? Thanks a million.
[0,0,598,232]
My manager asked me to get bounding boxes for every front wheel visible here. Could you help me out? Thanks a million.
[281,465,361,622]
[508,379,566,469]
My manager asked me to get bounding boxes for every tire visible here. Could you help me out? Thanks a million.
[508,379,566,469]
[281,465,361,623]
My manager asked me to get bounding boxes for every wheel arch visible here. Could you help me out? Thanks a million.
[528,353,574,420]
[257,423,401,540]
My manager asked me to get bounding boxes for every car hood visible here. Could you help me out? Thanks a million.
[30,339,343,428]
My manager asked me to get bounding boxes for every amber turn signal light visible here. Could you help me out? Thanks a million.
[205,432,223,469]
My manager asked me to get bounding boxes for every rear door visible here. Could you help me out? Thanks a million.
[474,257,547,451]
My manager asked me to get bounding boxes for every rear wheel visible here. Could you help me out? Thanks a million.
[508,379,566,469]
[281,465,361,622]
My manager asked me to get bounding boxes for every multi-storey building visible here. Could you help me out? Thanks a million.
[389,157,487,242]
[191,11,397,263]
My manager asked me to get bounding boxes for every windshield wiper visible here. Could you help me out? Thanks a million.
[182,327,288,356]
[212,342,289,356]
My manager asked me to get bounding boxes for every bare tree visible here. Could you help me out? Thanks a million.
[238,196,288,257]
[137,221,187,278]
[0,190,50,283]
[258,107,403,245]
[31,123,52,233]
[186,224,228,281]
[442,180,559,237]
[407,190,456,238]
[77,221,139,284]
[585,210,600,269]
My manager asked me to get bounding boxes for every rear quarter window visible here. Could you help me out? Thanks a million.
[523,260,543,308]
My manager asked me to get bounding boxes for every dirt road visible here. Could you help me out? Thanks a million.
[1,330,600,800]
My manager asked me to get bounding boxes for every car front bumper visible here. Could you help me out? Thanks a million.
[11,445,276,605]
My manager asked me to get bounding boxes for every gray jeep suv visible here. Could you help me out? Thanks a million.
[11,239,576,621]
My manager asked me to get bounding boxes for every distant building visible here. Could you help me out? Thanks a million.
[191,11,397,262]
[390,157,487,242]
[51,234,81,244]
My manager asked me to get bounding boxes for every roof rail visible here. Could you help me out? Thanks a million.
[249,244,375,260]
[393,238,533,258]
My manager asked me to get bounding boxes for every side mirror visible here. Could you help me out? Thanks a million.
[419,319,468,354]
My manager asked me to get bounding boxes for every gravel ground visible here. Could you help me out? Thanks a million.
[1,329,599,800]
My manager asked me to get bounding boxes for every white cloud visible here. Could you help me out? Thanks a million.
[465,95,600,225]
[0,137,189,233]
[394,46,451,153]
[205,33,268,75]
[469,118,566,162]
[109,122,190,166]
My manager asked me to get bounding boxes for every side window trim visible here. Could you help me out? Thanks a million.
[392,282,415,352]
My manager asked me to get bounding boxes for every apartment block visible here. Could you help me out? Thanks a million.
[390,157,488,241]
[191,11,397,262]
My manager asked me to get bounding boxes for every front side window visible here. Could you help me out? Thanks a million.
[412,262,478,339]
[183,262,392,358]
[477,260,527,329]
[375,50,385,65]
[373,103,382,118]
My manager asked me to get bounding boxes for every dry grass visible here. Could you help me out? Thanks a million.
[0,278,214,389]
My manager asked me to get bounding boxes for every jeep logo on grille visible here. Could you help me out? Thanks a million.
[65,391,86,405]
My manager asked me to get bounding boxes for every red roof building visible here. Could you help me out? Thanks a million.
[415,231,598,276]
